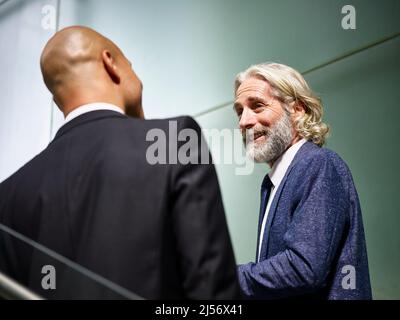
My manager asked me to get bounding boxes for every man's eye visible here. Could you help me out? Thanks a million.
[254,104,265,112]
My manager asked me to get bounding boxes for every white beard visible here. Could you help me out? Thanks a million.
[243,112,293,164]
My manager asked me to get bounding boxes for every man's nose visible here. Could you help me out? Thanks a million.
[239,108,256,131]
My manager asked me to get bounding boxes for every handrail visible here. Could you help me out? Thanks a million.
[0,271,43,300]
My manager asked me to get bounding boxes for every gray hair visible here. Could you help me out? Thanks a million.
[235,62,329,146]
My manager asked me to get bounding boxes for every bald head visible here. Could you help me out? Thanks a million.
[41,26,144,118]
[41,26,121,91]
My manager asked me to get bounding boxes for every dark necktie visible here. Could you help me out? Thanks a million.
[255,174,273,262]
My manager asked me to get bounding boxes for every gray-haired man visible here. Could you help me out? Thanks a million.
[234,63,372,300]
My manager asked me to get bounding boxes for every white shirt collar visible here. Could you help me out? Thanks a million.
[269,139,307,188]
[64,102,125,124]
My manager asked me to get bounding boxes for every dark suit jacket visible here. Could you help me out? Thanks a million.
[0,110,240,299]
[238,141,372,300]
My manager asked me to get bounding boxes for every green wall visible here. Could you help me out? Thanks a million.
[55,0,400,299]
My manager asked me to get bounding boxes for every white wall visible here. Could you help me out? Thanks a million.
[0,0,58,182]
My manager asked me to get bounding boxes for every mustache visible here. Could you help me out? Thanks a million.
[242,126,270,144]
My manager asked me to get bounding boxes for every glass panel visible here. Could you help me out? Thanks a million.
[0,223,143,299]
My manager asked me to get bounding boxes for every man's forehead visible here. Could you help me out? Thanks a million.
[235,78,272,102]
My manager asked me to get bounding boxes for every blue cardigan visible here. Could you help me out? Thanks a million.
[237,141,372,299]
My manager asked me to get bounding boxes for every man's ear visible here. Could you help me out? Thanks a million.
[292,102,306,121]
[102,50,120,84]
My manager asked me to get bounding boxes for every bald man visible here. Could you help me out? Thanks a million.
[0,26,240,299]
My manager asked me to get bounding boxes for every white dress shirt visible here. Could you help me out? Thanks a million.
[64,102,125,124]
[257,138,307,262]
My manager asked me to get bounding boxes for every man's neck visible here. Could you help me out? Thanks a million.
[268,135,302,168]
[63,102,125,124]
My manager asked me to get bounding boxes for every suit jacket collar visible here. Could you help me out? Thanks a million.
[288,140,319,169]
[269,139,307,188]
[52,110,127,142]
[259,141,319,260]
